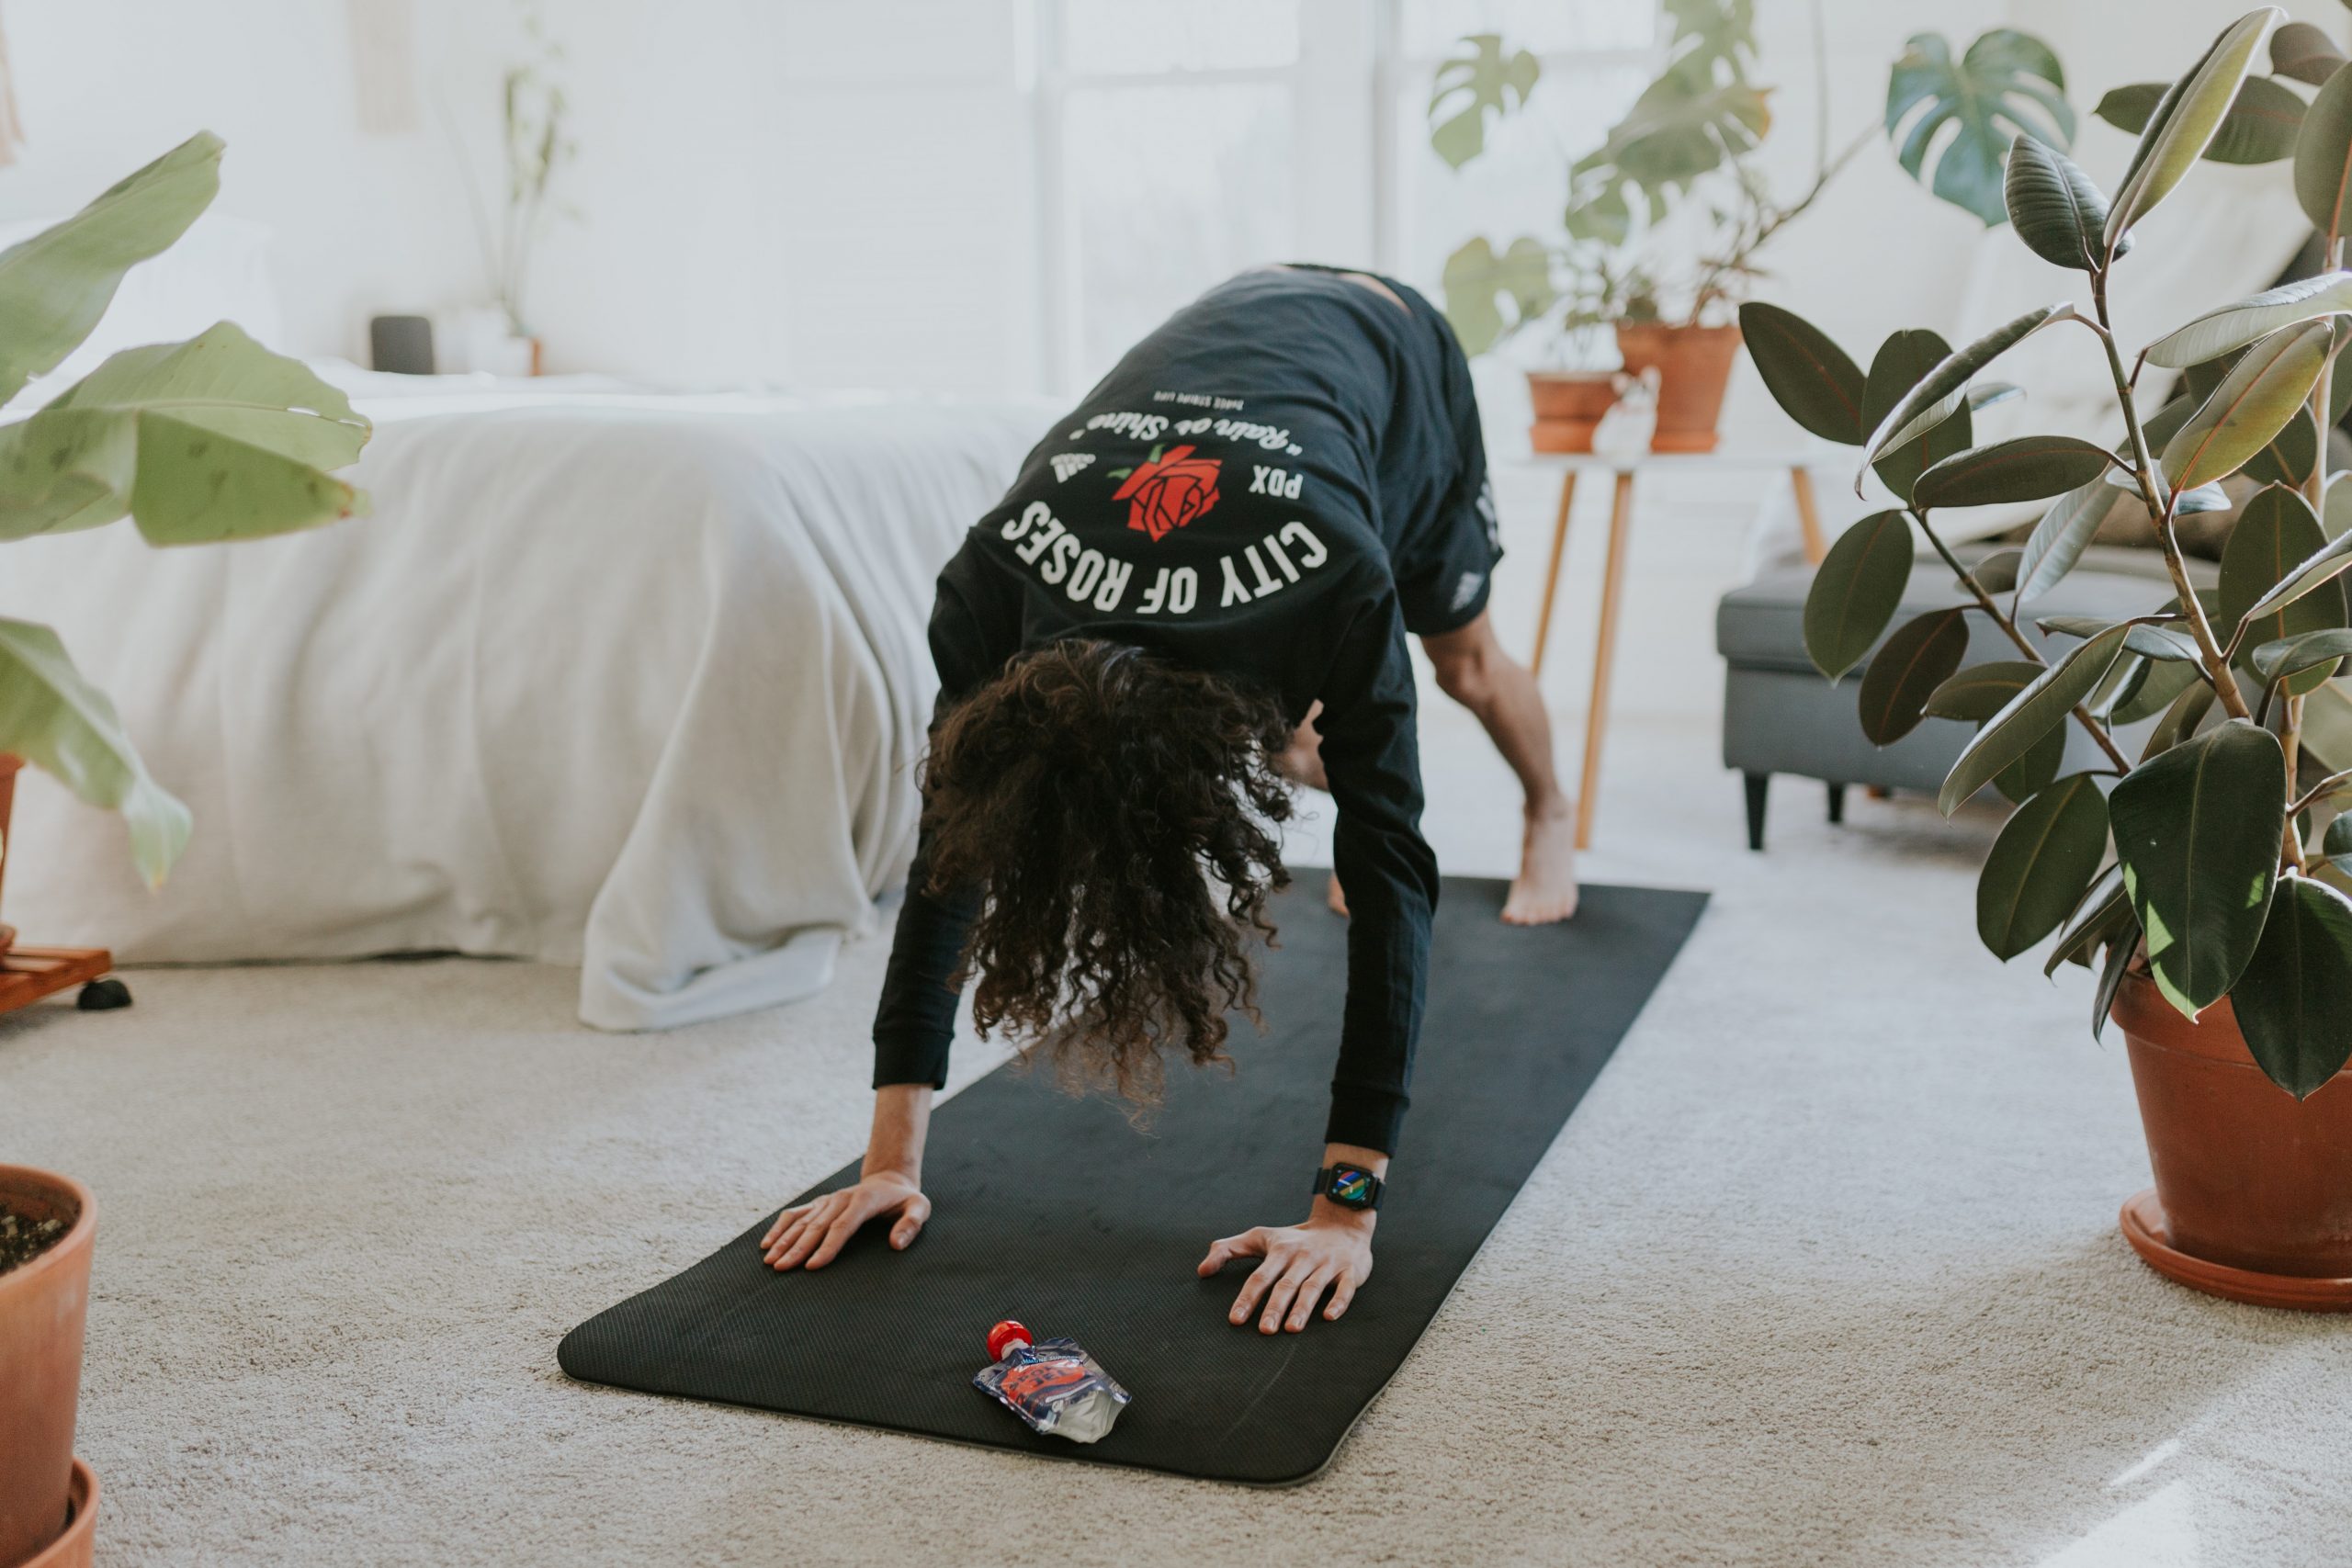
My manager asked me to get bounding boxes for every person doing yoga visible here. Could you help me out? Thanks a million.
[760,265,1577,1334]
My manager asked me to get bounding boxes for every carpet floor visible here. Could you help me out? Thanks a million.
[5,705,2348,1567]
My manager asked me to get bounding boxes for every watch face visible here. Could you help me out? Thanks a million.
[1328,1166,1376,1206]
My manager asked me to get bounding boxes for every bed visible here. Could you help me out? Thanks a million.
[0,367,1050,1028]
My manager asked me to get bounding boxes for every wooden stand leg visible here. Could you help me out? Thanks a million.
[1529,469,1577,674]
[1792,465,1828,565]
[0,756,116,1015]
[1574,470,1636,851]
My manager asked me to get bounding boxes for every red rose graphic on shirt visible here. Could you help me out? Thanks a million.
[1111,444,1222,542]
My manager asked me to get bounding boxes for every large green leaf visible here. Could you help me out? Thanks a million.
[2326,811,2352,873]
[1859,608,1971,746]
[2105,9,2283,252]
[2245,402,2320,488]
[1912,434,2113,510]
[2143,271,2352,368]
[1886,30,2074,227]
[0,618,188,886]
[2296,52,2352,239]
[1967,547,2025,596]
[2250,626,2352,684]
[1569,53,1770,220]
[2143,680,2220,761]
[2220,483,2346,693]
[2273,21,2348,86]
[2160,320,2332,491]
[1803,510,1911,682]
[1429,35,1539,169]
[1740,303,1866,445]
[1939,621,2134,815]
[2239,520,2352,623]
[2013,480,2125,611]
[2093,74,2303,164]
[2231,874,2352,1095]
[1858,304,2074,481]
[1441,236,1556,356]
[0,131,221,408]
[2003,134,2111,269]
[1977,773,2110,961]
[1996,718,2070,805]
[2111,718,2287,1018]
[1862,329,1971,503]
[2091,911,2142,1043]
[2111,656,2206,725]
[2047,865,2129,975]
[0,321,368,545]
[1926,660,2041,721]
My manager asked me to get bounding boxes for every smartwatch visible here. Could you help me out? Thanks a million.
[1314,1162,1384,1212]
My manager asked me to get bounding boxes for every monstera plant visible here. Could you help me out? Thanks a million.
[1745,8,2352,1305]
[1433,9,2074,355]
[0,132,369,886]
[1435,5,2073,456]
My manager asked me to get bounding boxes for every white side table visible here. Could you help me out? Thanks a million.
[1517,447,1835,850]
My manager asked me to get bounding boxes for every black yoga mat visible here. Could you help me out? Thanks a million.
[560,877,1706,1484]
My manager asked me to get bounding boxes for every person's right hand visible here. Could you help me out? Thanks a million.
[760,1169,930,1270]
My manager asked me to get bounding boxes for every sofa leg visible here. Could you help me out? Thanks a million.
[1743,771,1770,852]
[1826,782,1847,826]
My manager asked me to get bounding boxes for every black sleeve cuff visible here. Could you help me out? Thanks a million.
[873,1030,951,1091]
[1324,1083,1407,1156]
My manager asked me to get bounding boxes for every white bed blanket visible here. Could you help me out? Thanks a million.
[0,380,1046,1028]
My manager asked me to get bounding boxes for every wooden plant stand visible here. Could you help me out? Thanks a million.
[0,757,121,1019]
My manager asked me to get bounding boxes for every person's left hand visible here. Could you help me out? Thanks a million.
[1196,1206,1374,1333]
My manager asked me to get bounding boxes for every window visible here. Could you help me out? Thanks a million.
[1029,0,1657,392]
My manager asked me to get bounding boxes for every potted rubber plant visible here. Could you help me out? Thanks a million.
[1742,6,2352,1309]
[0,131,371,1565]
[1434,8,2075,453]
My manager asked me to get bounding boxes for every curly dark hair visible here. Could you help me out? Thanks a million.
[922,638,1296,1107]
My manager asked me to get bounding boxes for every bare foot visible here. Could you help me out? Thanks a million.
[1502,805,1579,924]
[1328,872,1350,917]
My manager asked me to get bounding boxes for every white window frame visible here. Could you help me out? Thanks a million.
[1022,0,1658,393]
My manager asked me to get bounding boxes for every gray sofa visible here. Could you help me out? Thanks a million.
[1717,545,2218,849]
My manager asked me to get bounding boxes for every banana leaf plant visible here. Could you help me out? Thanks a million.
[0,133,369,886]
[1743,6,2352,1100]
[1433,6,2073,355]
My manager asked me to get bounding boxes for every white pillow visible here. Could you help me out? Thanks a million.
[0,210,285,406]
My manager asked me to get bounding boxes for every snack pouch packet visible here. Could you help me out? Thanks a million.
[973,1319,1131,1444]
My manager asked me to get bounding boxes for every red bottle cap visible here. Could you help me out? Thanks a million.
[987,1320,1032,1361]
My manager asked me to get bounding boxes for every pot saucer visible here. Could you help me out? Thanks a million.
[2121,1190,2352,1313]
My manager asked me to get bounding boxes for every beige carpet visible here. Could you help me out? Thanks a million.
[6,466,2349,1565]
[4,705,2348,1568]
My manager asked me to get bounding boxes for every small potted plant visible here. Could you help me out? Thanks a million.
[0,132,372,1562]
[1432,11,2076,453]
[0,1167,96,1568]
[1743,6,2352,1307]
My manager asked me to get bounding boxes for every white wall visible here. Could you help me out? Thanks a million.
[1,0,2341,400]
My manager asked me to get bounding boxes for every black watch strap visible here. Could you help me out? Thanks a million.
[1315,1163,1383,1211]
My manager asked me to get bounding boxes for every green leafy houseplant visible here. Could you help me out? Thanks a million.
[1742,6,2352,1100]
[0,132,370,885]
[1432,6,2074,356]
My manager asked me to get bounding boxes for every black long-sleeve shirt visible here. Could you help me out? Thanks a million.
[872,267,1478,1154]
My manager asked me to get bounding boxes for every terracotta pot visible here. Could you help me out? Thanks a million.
[2111,972,2352,1309]
[1614,321,1742,454]
[1525,370,1619,454]
[0,1167,94,1565]
[18,1461,95,1568]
